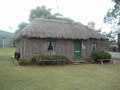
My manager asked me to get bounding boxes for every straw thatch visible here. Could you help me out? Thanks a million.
[15,18,107,40]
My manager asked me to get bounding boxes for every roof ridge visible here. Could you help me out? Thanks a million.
[34,18,77,24]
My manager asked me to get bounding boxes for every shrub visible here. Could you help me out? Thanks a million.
[54,55,69,60]
[18,58,28,65]
[91,50,111,63]
[30,55,40,64]
[86,57,94,63]
[30,55,69,65]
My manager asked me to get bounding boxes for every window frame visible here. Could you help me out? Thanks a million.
[46,40,56,51]
[91,42,98,51]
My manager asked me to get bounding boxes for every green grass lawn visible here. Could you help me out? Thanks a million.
[0,48,120,90]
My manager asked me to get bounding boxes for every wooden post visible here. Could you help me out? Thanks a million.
[2,36,5,48]
[101,60,103,65]
[42,61,44,66]
[62,60,64,66]
[113,60,116,64]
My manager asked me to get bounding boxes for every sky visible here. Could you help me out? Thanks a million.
[0,0,114,33]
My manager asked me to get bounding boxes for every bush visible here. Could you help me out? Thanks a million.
[18,58,28,65]
[86,57,94,63]
[54,55,69,60]
[91,50,111,63]
[30,55,40,64]
[30,55,69,65]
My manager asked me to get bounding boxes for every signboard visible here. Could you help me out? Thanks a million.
[82,44,86,49]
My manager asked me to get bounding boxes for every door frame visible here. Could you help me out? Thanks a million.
[74,40,82,59]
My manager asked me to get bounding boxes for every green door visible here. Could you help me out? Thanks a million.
[74,40,82,59]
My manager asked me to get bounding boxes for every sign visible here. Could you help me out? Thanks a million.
[82,44,86,49]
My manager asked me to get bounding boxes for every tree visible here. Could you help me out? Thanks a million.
[18,22,28,30]
[104,31,116,41]
[15,5,74,34]
[53,13,63,18]
[96,29,116,41]
[104,0,120,40]
[29,6,52,21]
[61,17,74,22]
[104,0,120,25]
[15,22,28,35]
[29,5,74,22]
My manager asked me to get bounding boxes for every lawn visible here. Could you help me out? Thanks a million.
[0,48,120,90]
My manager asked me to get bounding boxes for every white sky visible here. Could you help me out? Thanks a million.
[0,0,114,33]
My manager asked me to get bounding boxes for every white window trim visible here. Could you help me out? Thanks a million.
[92,43,97,51]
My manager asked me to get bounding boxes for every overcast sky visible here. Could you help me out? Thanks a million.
[0,0,114,33]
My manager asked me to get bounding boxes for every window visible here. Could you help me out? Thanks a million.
[47,40,56,51]
[92,43,97,51]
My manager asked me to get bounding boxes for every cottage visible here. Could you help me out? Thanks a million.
[15,18,107,60]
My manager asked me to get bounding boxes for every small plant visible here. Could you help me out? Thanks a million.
[54,55,69,60]
[18,58,28,65]
[30,55,40,64]
[30,54,69,65]
[86,57,94,63]
[91,50,111,63]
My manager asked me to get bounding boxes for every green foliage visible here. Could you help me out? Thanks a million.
[106,41,114,50]
[18,58,28,65]
[91,50,111,63]
[29,5,74,22]
[86,57,94,63]
[15,22,28,35]
[104,0,120,36]
[16,5,74,34]
[104,0,120,24]
[61,17,74,22]
[96,29,116,41]
[18,22,28,30]
[53,13,63,18]
[29,5,52,21]
[30,54,69,65]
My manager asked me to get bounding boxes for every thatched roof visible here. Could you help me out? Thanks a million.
[15,18,107,40]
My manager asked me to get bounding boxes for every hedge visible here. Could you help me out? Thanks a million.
[91,50,111,63]
[30,54,69,65]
